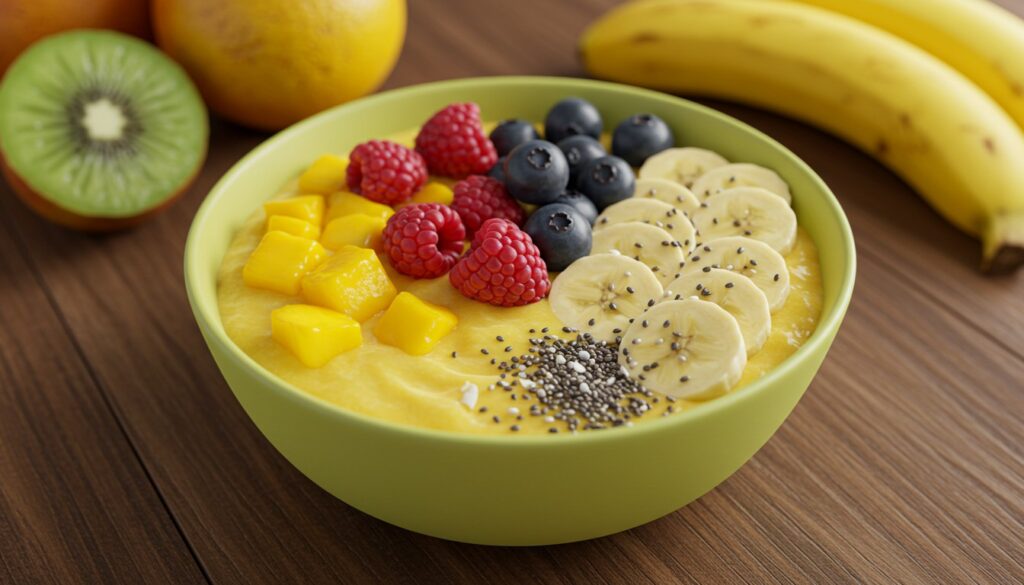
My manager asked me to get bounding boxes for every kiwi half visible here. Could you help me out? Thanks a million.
[0,29,207,230]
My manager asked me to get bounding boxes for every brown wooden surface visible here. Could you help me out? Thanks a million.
[1,1,1022,583]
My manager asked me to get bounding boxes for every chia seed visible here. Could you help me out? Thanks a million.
[481,329,660,433]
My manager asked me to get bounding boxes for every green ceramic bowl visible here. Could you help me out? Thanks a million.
[185,76,855,546]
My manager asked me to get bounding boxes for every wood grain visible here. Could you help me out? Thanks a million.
[0,0,1022,583]
[0,210,206,584]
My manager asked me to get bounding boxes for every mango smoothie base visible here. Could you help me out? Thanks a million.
[216,132,823,436]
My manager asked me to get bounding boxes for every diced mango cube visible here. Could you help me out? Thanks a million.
[243,231,327,295]
[264,195,325,226]
[325,192,394,224]
[374,292,458,356]
[321,213,387,251]
[298,154,349,195]
[405,181,454,206]
[267,215,321,239]
[301,246,397,321]
[271,304,362,367]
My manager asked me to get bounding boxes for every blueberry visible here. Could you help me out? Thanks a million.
[576,155,635,210]
[488,156,507,183]
[554,190,598,225]
[544,97,603,143]
[557,135,605,185]
[489,119,540,157]
[611,113,675,167]
[524,203,592,272]
[503,140,569,205]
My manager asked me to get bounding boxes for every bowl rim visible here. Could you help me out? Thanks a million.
[184,75,856,447]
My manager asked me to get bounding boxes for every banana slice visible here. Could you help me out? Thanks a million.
[594,198,697,252]
[549,254,663,342]
[638,147,729,188]
[618,299,746,400]
[690,163,792,205]
[665,269,771,356]
[634,178,702,218]
[692,187,797,254]
[682,236,790,311]
[591,222,687,285]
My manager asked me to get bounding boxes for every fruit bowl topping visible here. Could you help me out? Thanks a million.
[576,155,635,210]
[557,134,606,185]
[346,140,428,205]
[484,329,664,433]
[450,175,525,236]
[503,139,570,205]
[611,113,674,167]
[523,203,592,272]
[382,203,466,279]
[489,119,540,157]
[415,102,497,178]
[449,218,550,306]
[544,97,603,143]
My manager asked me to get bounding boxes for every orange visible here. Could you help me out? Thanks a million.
[0,0,150,73]
[152,0,406,131]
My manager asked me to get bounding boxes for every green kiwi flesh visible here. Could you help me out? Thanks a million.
[0,29,208,220]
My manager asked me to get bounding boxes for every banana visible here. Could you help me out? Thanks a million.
[692,187,797,253]
[766,0,1024,134]
[682,236,790,311]
[690,163,792,205]
[638,146,729,187]
[634,178,702,218]
[591,221,688,285]
[549,254,664,342]
[665,269,771,355]
[579,0,1024,272]
[618,299,746,399]
[594,198,697,250]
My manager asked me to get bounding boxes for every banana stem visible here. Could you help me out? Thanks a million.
[982,210,1024,274]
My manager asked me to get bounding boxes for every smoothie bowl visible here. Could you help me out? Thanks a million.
[185,76,855,545]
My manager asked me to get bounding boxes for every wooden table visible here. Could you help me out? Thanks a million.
[2,1,1021,583]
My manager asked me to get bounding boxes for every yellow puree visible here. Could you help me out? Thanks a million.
[217,132,823,436]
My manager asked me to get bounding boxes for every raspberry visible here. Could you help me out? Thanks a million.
[415,103,498,178]
[382,204,465,278]
[450,175,525,236]
[346,140,428,205]
[450,218,550,306]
